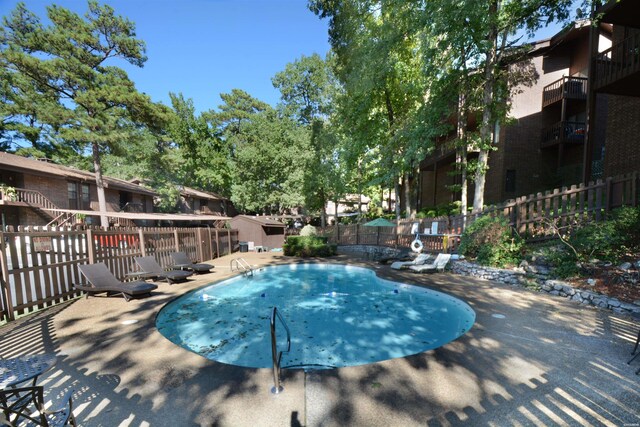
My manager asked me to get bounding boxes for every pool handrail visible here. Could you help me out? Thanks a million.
[230,257,253,276]
[270,306,291,394]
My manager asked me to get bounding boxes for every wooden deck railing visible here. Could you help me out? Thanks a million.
[595,33,640,90]
[541,121,586,148]
[541,76,588,108]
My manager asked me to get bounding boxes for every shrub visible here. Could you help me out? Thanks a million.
[459,215,524,267]
[299,224,318,237]
[283,236,337,257]
[562,205,640,263]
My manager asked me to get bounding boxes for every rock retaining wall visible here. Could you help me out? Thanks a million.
[452,261,640,316]
[337,245,402,261]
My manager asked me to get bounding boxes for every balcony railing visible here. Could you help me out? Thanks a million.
[541,76,588,108]
[541,121,586,148]
[595,33,640,91]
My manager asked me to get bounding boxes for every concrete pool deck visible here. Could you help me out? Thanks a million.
[1,251,638,426]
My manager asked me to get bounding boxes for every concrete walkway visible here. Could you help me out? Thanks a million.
[1,251,638,426]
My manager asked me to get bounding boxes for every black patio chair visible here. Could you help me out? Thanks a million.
[134,256,193,284]
[170,251,214,274]
[76,263,157,302]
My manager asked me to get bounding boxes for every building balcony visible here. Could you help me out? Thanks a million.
[541,121,586,148]
[594,33,640,96]
[541,76,588,108]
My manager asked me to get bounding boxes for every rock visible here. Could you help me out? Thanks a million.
[618,262,632,271]
[607,298,621,308]
[586,278,596,286]
[526,264,551,275]
[634,260,640,269]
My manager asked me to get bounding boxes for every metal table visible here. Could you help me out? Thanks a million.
[0,354,57,390]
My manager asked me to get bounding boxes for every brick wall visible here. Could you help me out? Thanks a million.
[604,94,640,177]
[22,174,69,209]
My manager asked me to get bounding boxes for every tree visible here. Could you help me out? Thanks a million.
[167,93,232,196]
[1,1,162,227]
[230,108,311,214]
[272,53,342,226]
[456,0,572,211]
[310,0,429,219]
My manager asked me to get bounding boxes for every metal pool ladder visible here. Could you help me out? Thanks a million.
[230,257,253,276]
[270,306,291,394]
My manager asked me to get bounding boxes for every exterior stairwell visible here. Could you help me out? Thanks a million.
[1,188,77,227]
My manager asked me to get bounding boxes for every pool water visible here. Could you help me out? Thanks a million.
[156,264,475,369]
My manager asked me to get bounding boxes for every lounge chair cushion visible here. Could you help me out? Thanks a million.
[390,253,432,270]
[409,253,452,273]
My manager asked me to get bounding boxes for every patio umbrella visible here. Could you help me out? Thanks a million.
[363,218,396,227]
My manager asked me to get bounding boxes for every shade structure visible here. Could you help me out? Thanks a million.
[363,218,396,227]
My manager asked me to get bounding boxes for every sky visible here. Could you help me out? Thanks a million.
[0,0,332,113]
[0,1,572,115]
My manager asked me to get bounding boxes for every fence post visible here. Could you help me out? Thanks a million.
[227,229,232,255]
[174,229,180,252]
[138,229,147,256]
[0,231,15,322]
[215,228,220,258]
[605,177,612,213]
[195,228,202,262]
[86,228,95,264]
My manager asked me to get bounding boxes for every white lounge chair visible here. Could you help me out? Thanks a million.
[390,253,433,270]
[409,253,452,273]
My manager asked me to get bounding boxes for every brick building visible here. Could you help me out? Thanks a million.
[419,20,615,211]
[0,152,156,228]
[177,186,237,218]
[586,0,640,181]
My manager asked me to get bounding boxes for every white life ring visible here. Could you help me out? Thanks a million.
[410,238,423,253]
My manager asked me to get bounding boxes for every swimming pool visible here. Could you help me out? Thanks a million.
[156,263,475,369]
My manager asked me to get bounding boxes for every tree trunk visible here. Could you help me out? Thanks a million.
[394,180,401,220]
[92,142,109,229]
[473,0,499,212]
[403,173,412,219]
[457,93,468,216]
[321,205,327,228]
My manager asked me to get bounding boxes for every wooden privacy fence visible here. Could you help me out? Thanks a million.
[0,226,239,323]
[326,172,638,251]
[326,224,461,255]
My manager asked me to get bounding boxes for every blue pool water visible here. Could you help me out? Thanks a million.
[156,264,475,369]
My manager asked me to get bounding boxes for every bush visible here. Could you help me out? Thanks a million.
[563,205,640,263]
[299,224,318,237]
[459,215,525,267]
[283,236,337,257]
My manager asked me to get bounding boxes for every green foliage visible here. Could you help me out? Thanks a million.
[417,203,461,218]
[0,184,17,201]
[299,224,318,237]
[565,206,640,263]
[459,215,524,267]
[230,108,311,213]
[283,236,337,257]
